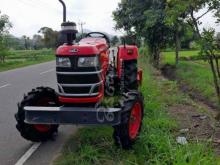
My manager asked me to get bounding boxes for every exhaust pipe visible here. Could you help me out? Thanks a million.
[59,0,66,22]
[58,0,78,45]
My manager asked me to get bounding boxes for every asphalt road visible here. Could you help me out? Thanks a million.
[0,61,77,165]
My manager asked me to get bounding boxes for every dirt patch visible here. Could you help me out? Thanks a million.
[169,105,215,140]
[160,64,176,80]
[169,104,220,155]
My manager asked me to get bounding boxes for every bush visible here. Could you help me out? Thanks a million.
[0,48,9,63]
[189,41,200,50]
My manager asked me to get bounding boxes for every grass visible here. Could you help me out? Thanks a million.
[0,49,55,72]
[162,50,218,108]
[54,49,216,165]
[162,50,200,65]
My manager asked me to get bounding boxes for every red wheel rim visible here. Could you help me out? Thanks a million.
[33,97,52,133]
[129,102,142,140]
[34,124,51,132]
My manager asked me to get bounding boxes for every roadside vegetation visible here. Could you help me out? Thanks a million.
[0,49,54,72]
[0,11,56,72]
[55,49,216,165]
[113,0,220,107]
[162,50,219,109]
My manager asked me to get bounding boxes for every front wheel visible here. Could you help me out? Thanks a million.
[15,87,59,142]
[113,91,144,149]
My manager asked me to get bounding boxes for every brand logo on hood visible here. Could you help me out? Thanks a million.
[70,48,79,53]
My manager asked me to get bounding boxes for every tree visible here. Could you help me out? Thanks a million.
[0,11,12,63]
[111,36,119,46]
[4,34,25,50]
[32,34,43,50]
[199,28,220,104]
[164,0,220,65]
[0,11,12,35]
[22,35,28,50]
[113,0,171,67]
[216,32,220,49]
[38,27,59,48]
[166,0,220,40]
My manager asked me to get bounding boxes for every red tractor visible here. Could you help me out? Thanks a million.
[15,0,144,149]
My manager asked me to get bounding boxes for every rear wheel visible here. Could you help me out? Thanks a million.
[113,91,144,149]
[122,60,138,92]
[15,87,59,142]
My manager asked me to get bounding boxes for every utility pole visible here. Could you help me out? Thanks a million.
[78,21,86,36]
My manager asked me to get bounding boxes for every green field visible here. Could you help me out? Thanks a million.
[0,49,55,72]
[54,50,216,165]
[162,50,219,108]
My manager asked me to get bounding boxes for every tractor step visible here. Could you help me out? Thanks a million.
[24,106,121,125]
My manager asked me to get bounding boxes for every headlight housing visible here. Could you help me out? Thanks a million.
[78,56,99,67]
[56,57,71,68]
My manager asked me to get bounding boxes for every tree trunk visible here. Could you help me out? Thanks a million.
[153,46,160,68]
[190,9,201,39]
[2,55,5,63]
[209,56,220,104]
[214,55,220,78]
[175,26,180,65]
[149,45,161,68]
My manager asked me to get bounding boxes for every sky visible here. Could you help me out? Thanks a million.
[0,0,121,37]
[0,0,220,38]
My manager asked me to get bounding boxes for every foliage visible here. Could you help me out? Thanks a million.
[199,28,220,104]
[38,27,59,48]
[0,11,12,63]
[0,11,12,35]
[216,32,220,49]
[199,29,218,56]
[113,0,172,67]
[111,36,119,46]
[0,49,54,72]
[32,34,44,50]
[0,43,9,63]
[119,34,142,47]
[113,0,220,67]
[189,41,200,50]
[166,0,220,39]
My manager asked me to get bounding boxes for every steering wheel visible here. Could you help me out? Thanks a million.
[85,32,111,47]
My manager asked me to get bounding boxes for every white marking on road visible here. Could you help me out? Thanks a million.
[0,84,11,89]
[15,143,41,165]
[40,69,54,75]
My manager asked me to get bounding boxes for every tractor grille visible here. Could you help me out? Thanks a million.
[56,55,102,97]
[62,86,100,94]
[63,86,91,94]
[57,74,100,84]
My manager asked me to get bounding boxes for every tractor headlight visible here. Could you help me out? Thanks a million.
[78,56,99,67]
[56,57,71,68]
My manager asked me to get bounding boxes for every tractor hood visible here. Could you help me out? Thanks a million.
[56,37,108,56]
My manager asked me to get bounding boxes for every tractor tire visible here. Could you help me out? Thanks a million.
[15,87,59,142]
[123,60,138,92]
[113,91,144,149]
